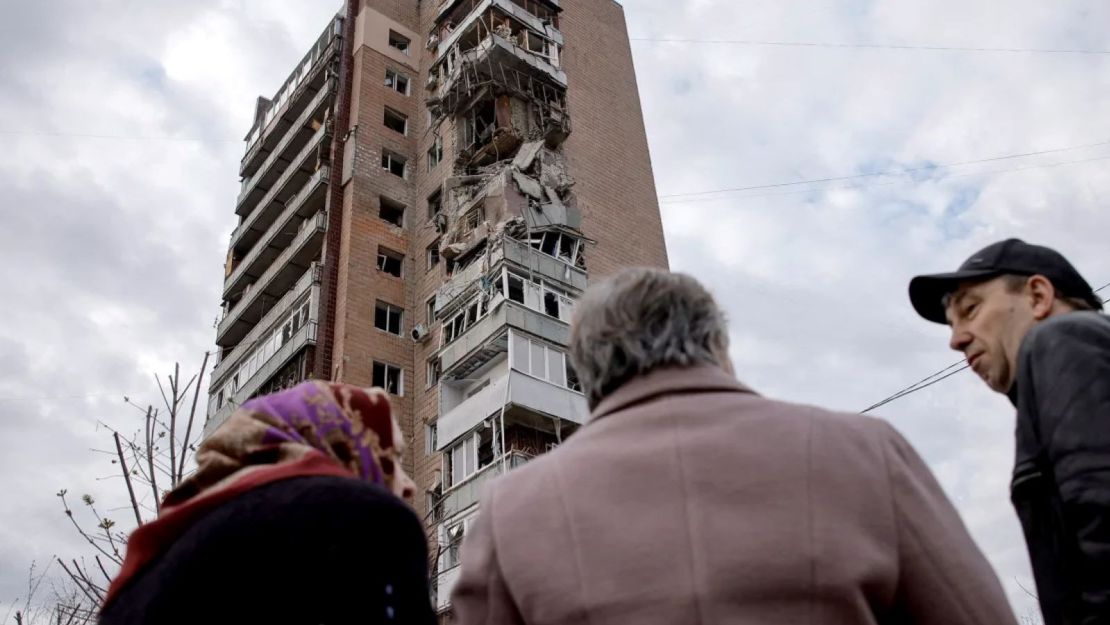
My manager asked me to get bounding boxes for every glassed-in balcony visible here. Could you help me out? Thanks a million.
[438,299,569,379]
[212,266,321,388]
[225,167,329,300]
[436,368,586,453]
[241,17,342,178]
[217,213,327,347]
[237,118,331,220]
[206,320,319,437]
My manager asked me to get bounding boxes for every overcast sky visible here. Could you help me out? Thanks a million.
[2,0,1109,620]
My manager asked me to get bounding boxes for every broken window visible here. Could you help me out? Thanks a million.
[383,107,408,135]
[558,234,578,264]
[506,273,525,304]
[427,359,441,388]
[441,295,487,345]
[426,296,437,324]
[379,196,405,227]
[372,361,403,396]
[426,241,441,270]
[449,434,477,487]
[427,190,443,220]
[374,301,403,335]
[385,68,410,95]
[543,291,559,318]
[425,422,437,456]
[377,247,404,278]
[427,138,443,170]
[381,150,407,178]
[463,101,498,148]
[566,361,582,393]
[464,206,485,232]
[508,0,558,25]
[388,30,411,55]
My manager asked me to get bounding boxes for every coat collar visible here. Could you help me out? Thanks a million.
[590,365,757,421]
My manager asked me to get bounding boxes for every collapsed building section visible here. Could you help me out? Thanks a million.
[420,0,591,612]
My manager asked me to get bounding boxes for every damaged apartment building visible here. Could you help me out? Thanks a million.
[204,0,668,618]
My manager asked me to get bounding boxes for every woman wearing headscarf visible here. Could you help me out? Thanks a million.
[99,381,435,625]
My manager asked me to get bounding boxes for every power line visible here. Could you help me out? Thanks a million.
[861,283,1109,413]
[659,154,1110,205]
[631,37,1110,56]
[0,130,240,143]
[658,139,1110,201]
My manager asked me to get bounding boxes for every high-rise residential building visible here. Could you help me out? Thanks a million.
[205,0,667,614]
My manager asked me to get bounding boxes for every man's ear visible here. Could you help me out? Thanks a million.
[1027,275,1058,320]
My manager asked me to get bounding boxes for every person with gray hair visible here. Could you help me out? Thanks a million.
[451,267,1017,625]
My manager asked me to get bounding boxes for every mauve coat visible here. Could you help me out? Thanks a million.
[451,365,1018,625]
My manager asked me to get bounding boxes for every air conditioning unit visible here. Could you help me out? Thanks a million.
[412,323,431,342]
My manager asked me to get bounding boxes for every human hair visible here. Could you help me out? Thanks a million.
[1000,274,1097,312]
[568,268,730,411]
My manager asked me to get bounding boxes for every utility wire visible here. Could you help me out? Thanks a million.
[861,283,1109,414]
[659,154,1110,205]
[0,130,240,143]
[631,37,1110,56]
[658,139,1110,201]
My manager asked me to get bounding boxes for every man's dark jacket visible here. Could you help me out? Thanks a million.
[1010,311,1110,625]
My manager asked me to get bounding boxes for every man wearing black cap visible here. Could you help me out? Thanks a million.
[909,239,1108,625]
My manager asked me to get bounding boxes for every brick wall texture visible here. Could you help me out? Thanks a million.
[331,0,670,523]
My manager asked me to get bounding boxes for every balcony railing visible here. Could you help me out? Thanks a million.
[225,167,329,299]
[437,369,586,453]
[440,300,569,379]
[236,86,333,217]
[237,121,330,219]
[212,263,322,387]
[217,213,327,347]
[205,320,319,437]
[241,19,342,176]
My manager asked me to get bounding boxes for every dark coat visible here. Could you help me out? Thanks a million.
[100,476,436,625]
[1010,311,1110,625]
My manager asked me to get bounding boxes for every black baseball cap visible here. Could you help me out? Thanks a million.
[909,238,1102,324]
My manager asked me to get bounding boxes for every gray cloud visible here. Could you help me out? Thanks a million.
[2,0,1108,620]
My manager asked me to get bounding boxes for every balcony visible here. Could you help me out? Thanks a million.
[212,264,321,387]
[501,237,586,291]
[436,368,587,452]
[205,319,319,437]
[237,118,331,220]
[225,167,329,299]
[241,18,342,178]
[439,299,569,379]
[435,0,563,61]
[237,86,334,219]
[217,213,327,347]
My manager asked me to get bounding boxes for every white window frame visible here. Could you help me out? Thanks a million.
[427,137,443,171]
[375,301,404,336]
[448,433,478,488]
[425,422,437,456]
[384,107,408,136]
[381,150,408,178]
[373,361,404,396]
[388,30,412,55]
[385,68,410,95]
[509,330,570,388]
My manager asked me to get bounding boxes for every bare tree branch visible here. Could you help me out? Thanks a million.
[167,363,179,486]
[179,353,209,481]
[57,493,120,564]
[113,433,143,528]
[54,559,99,607]
[143,407,161,513]
[94,557,112,587]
